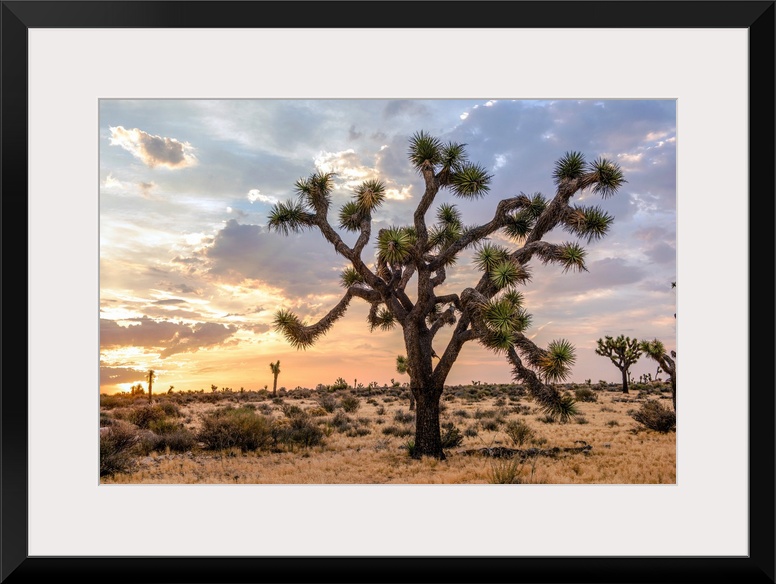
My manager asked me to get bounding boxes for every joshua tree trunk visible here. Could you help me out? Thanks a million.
[621,368,629,393]
[272,374,278,397]
[413,385,444,459]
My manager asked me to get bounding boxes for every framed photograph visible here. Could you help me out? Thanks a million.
[4,1,773,582]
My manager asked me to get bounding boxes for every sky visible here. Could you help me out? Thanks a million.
[99,99,676,395]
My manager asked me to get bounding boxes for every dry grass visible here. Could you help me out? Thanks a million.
[100,383,675,484]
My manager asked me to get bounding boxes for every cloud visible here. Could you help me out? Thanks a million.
[109,126,196,169]
[202,219,341,296]
[100,316,238,358]
[247,189,279,205]
[100,365,149,387]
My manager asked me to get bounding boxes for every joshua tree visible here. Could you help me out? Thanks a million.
[396,354,414,410]
[268,131,625,459]
[595,335,642,394]
[641,339,676,410]
[146,369,155,403]
[269,360,281,397]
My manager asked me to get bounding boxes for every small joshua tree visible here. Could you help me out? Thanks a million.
[268,132,625,459]
[595,335,642,394]
[269,360,281,397]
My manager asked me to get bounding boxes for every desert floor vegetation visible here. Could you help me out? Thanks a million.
[100,382,675,485]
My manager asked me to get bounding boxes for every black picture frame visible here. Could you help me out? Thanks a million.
[2,2,774,583]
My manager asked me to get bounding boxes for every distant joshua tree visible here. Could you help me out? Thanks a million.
[146,369,155,403]
[269,360,281,397]
[595,335,642,394]
[267,132,625,459]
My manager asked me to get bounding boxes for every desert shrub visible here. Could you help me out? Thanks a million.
[156,401,182,417]
[375,405,386,416]
[330,411,355,433]
[393,410,415,424]
[382,424,413,438]
[575,416,589,425]
[317,393,338,413]
[606,420,620,427]
[574,387,598,403]
[100,412,116,427]
[124,405,168,429]
[464,425,479,438]
[197,407,272,451]
[281,403,305,418]
[99,394,125,410]
[454,409,469,418]
[100,422,138,477]
[137,428,196,455]
[307,407,328,417]
[340,395,361,413]
[274,416,324,448]
[149,416,184,433]
[536,414,556,424]
[630,400,676,432]
[504,419,534,447]
[440,422,463,449]
[404,439,416,457]
[345,426,371,438]
[480,419,501,432]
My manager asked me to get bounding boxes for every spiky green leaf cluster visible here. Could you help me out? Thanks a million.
[440,142,467,170]
[355,179,386,211]
[368,305,396,331]
[490,259,529,290]
[539,339,576,383]
[474,242,509,273]
[481,298,532,334]
[377,226,415,264]
[589,157,626,198]
[559,242,587,273]
[294,172,335,212]
[273,309,314,350]
[436,202,462,226]
[565,205,614,243]
[640,338,667,359]
[267,200,313,235]
[408,130,443,170]
[540,394,579,423]
[502,211,533,242]
[449,163,492,198]
[340,266,364,288]
[338,200,367,232]
[553,151,586,184]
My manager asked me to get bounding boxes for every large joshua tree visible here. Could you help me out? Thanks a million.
[268,131,625,459]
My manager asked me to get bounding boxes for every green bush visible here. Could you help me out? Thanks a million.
[198,407,273,451]
[630,400,676,433]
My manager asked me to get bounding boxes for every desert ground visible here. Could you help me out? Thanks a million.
[99,381,676,485]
